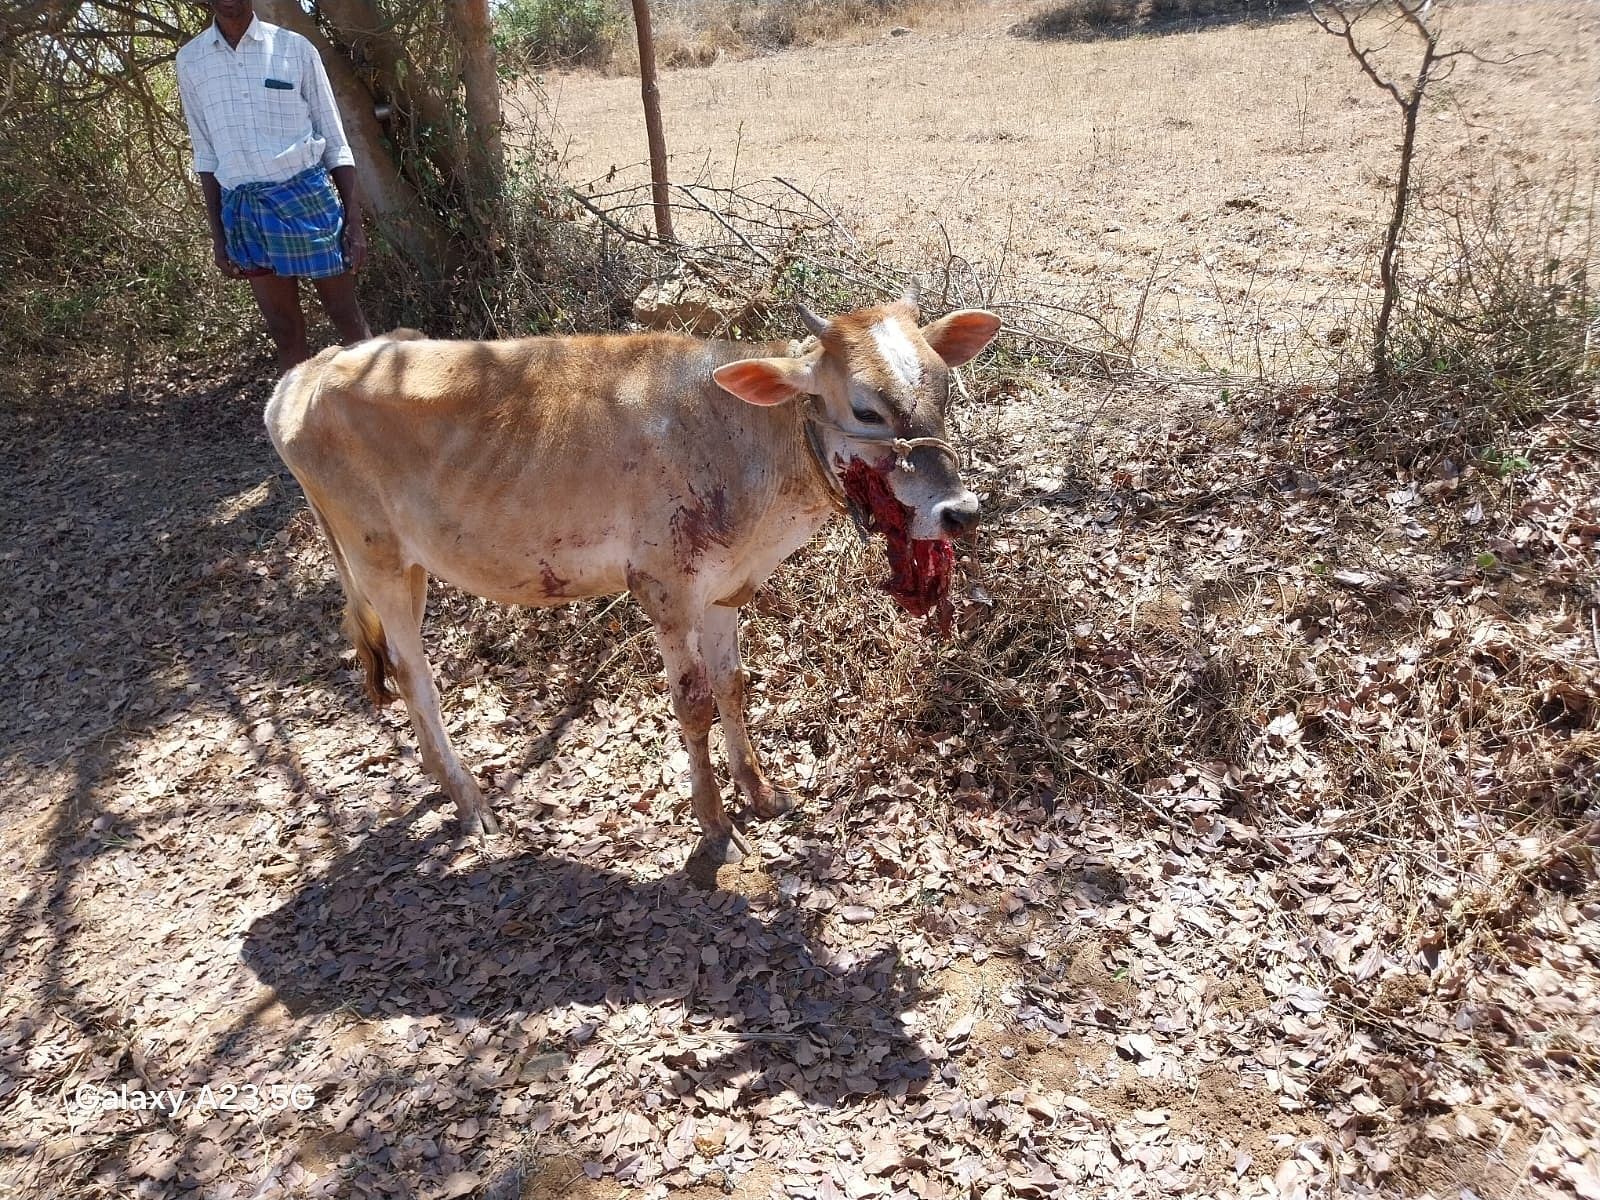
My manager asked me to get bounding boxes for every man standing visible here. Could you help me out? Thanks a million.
[177,0,372,372]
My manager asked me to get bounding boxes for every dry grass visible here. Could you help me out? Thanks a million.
[536,0,1600,373]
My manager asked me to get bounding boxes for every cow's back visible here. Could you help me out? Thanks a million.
[269,329,769,460]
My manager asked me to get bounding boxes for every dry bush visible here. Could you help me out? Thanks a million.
[0,14,236,371]
[671,0,906,52]
[352,135,626,339]
[1015,0,1296,39]
[1389,167,1598,427]
[511,0,929,73]
[1016,0,1141,37]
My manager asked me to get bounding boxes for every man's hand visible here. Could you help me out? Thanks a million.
[213,240,245,280]
[343,220,368,273]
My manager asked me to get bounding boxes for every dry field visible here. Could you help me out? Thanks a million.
[1,4,1598,1200]
[539,0,1600,371]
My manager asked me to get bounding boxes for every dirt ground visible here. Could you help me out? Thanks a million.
[538,0,1600,370]
[2,4,1598,1200]
[3,350,1597,1199]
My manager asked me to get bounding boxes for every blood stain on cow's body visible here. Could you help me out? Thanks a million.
[539,561,572,598]
[626,565,669,612]
[669,483,735,562]
[677,668,713,711]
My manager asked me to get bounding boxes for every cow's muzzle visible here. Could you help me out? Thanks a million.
[935,493,981,538]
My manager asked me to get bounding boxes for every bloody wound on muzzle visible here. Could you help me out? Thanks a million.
[840,458,956,635]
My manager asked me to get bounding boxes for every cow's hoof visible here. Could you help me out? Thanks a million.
[694,833,746,867]
[695,820,755,867]
[748,787,795,820]
[461,807,501,838]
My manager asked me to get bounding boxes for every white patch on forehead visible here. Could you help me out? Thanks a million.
[869,318,923,392]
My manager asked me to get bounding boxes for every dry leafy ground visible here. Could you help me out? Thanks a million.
[4,5,1600,1200]
[1,336,1597,1200]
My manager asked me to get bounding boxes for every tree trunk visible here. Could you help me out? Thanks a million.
[447,0,505,205]
[629,0,674,244]
[1374,47,1434,380]
[314,0,468,190]
[257,0,450,277]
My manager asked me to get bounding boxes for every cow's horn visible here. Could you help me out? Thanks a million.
[796,303,830,339]
[900,281,921,315]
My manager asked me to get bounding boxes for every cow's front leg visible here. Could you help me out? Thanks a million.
[643,609,748,865]
[702,604,793,821]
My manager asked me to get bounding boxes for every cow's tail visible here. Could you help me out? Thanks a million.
[269,345,400,708]
[306,496,398,709]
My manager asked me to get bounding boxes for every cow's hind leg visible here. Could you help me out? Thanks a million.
[365,565,499,837]
[702,604,793,821]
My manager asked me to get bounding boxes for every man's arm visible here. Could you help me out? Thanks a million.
[300,37,367,272]
[329,165,368,273]
[199,172,243,279]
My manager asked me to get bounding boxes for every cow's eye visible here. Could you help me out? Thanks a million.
[852,407,886,425]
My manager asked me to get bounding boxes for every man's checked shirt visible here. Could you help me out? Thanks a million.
[176,16,354,191]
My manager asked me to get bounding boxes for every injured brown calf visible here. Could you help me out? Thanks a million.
[264,298,999,863]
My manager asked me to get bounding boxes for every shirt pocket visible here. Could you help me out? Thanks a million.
[258,73,308,146]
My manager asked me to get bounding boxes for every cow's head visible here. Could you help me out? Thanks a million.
[712,298,1001,540]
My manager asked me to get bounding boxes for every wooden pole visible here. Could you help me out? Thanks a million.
[629,0,675,244]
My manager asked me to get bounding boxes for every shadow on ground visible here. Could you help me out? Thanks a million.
[1011,0,1306,43]
[241,805,930,1108]
[0,359,345,1066]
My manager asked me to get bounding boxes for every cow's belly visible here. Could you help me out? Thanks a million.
[400,520,635,608]
[385,476,831,614]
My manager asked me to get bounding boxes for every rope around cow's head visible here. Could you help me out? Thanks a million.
[799,403,961,538]
[805,407,960,474]
[778,333,963,523]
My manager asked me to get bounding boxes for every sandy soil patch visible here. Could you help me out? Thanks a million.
[537,0,1599,368]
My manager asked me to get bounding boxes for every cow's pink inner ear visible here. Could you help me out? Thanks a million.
[713,359,809,407]
[922,310,1002,368]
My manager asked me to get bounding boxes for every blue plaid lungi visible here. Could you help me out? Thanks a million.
[221,165,348,279]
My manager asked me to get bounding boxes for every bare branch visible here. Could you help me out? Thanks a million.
[1305,0,1463,376]
[674,184,773,266]
[1306,1,1406,107]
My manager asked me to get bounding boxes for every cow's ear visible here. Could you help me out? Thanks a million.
[713,358,817,406]
[921,309,1002,368]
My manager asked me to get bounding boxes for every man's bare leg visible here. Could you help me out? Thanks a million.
[248,274,310,372]
[312,272,372,346]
